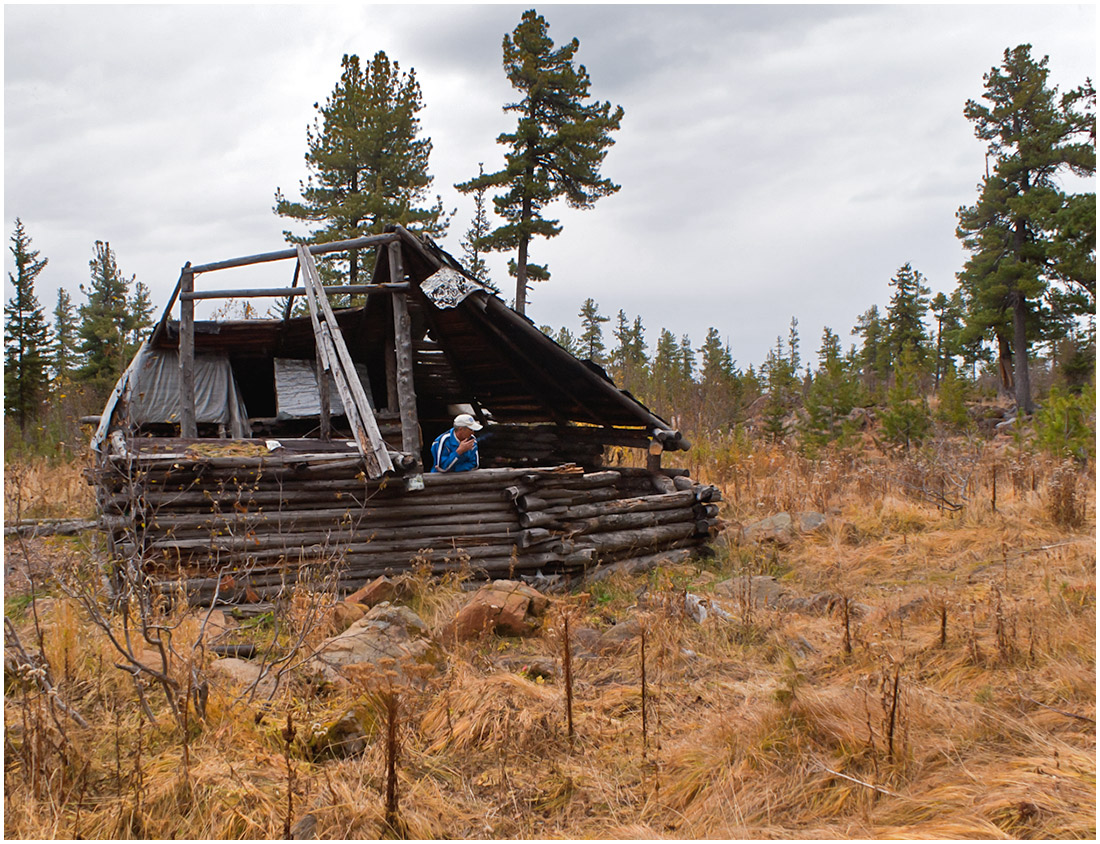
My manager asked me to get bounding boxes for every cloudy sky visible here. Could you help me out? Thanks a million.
[4,3,1095,371]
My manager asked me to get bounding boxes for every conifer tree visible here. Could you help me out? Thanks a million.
[611,310,648,394]
[459,163,497,292]
[852,304,890,393]
[699,327,739,428]
[76,241,144,398]
[935,362,971,432]
[457,9,623,316]
[51,288,77,384]
[882,343,931,451]
[885,262,931,365]
[577,298,609,365]
[275,52,448,287]
[801,326,863,452]
[956,44,1095,415]
[4,219,50,430]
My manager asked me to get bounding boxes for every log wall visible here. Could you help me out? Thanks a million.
[95,440,719,605]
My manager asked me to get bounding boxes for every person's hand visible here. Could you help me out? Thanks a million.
[457,437,475,454]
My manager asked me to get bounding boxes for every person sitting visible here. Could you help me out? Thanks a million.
[430,413,483,473]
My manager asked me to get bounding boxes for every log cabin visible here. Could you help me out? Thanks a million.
[90,226,719,604]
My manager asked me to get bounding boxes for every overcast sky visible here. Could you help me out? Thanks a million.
[4,3,1096,371]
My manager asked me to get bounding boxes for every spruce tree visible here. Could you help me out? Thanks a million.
[882,343,931,451]
[577,298,609,365]
[852,304,890,394]
[885,263,931,365]
[801,327,863,452]
[76,241,142,399]
[459,163,497,292]
[275,52,448,288]
[51,288,78,384]
[4,219,50,430]
[456,9,623,315]
[956,44,1095,415]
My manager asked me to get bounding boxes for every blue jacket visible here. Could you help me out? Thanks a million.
[430,428,479,473]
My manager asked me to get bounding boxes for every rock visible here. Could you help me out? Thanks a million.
[742,511,826,545]
[307,603,443,686]
[443,580,550,641]
[846,407,874,429]
[345,576,399,607]
[208,657,277,698]
[307,710,369,759]
[798,511,827,533]
[332,601,367,632]
[714,575,853,617]
[743,512,795,546]
[594,616,643,654]
[291,813,318,840]
[495,655,558,680]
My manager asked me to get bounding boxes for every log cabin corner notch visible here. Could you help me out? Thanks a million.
[91,225,718,603]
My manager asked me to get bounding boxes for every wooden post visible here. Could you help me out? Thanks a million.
[647,438,663,473]
[315,356,331,441]
[178,263,197,438]
[388,242,421,462]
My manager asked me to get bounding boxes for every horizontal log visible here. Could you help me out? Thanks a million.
[187,232,400,274]
[562,508,695,537]
[558,490,695,520]
[578,522,697,555]
[181,283,409,301]
[584,547,697,584]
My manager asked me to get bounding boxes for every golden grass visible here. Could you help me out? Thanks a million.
[4,438,1095,839]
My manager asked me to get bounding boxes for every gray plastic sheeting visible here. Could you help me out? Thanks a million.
[274,357,373,419]
[129,347,250,437]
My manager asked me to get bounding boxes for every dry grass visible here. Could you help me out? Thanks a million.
[4,436,1095,839]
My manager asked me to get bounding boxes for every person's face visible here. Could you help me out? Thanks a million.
[455,426,474,441]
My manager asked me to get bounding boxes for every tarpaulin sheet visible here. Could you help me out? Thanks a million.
[274,357,373,420]
[129,347,250,437]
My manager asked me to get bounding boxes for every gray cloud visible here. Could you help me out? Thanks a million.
[5,3,1095,369]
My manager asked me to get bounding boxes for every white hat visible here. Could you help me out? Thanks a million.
[453,413,483,431]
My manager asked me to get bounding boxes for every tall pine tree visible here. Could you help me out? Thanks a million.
[456,10,623,315]
[956,44,1095,415]
[275,52,449,287]
[76,241,146,398]
[885,262,931,365]
[4,219,50,430]
[459,162,497,292]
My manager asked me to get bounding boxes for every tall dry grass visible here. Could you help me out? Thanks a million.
[3,434,1095,839]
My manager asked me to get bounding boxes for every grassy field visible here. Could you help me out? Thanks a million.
[3,430,1095,839]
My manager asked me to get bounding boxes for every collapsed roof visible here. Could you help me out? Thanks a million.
[93,225,687,477]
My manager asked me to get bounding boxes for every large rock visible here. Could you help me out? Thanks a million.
[345,575,402,608]
[207,657,278,699]
[307,603,443,686]
[714,575,865,617]
[443,580,550,641]
[742,511,827,546]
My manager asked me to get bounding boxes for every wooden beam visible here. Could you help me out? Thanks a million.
[189,233,399,275]
[179,266,197,438]
[389,241,422,460]
[297,246,394,478]
[181,283,409,301]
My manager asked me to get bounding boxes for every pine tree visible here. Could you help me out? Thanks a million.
[801,326,863,452]
[761,335,795,441]
[459,163,497,293]
[956,44,1095,415]
[577,298,609,365]
[610,310,648,394]
[456,10,623,316]
[885,263,931,365]
[699,327,739,429]
[76,241,142,398]
[275,52,448,288]
[852,304,890,394]
[882,343,931,451]
[4,219,50,430]
[51,288,78,384]
[935,362,971,432]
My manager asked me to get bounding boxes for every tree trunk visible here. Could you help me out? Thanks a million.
[1012,292,1034,415]
[997,332,1014,395]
